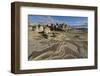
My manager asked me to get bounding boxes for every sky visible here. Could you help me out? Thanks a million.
[28,15,88,26]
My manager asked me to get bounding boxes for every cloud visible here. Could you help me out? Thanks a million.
[35,16,55,25]
[29,15,88,26]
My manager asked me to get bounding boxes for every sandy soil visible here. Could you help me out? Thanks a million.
[28,29,88,61]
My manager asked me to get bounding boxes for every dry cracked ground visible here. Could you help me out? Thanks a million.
[28,30,88,61]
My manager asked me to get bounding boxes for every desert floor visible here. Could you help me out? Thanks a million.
[28,29,88,60]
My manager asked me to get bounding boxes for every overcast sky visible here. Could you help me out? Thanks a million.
[28,15,88,26]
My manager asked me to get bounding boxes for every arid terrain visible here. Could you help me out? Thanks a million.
[28,28,88,61]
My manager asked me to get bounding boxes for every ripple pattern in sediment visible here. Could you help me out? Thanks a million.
[28,40,87,60]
